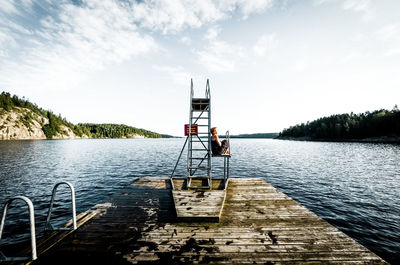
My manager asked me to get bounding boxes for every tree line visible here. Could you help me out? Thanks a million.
[1,92,161,139]
[278,106,400,141]
[76,123,161,138]
[231,133,278,138]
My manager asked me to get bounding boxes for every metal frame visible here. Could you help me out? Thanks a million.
[0,196,37,261]
[171,79,231,190]
[187,79,211,189]
[45,181,77,231]
[212,130,231,190]
[171,79,212,190]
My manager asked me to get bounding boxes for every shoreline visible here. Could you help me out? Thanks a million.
[276,136,400,144]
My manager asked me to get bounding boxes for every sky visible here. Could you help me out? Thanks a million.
[0,0,399,136]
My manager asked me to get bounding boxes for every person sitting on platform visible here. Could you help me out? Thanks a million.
[211,127,230,155]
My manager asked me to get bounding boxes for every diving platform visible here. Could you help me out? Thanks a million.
[172,179,227,222]
[4,177,388,264]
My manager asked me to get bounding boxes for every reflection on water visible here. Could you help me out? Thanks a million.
[0,139,399,263]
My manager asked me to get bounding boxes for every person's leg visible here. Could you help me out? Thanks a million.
[221,140,229,154]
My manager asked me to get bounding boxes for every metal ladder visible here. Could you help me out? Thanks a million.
[0,182,77,262]
[170,79,212,190]
[0,196,37,262]
[187,79,212,189]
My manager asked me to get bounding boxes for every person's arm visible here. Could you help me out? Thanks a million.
[215,135,222,147]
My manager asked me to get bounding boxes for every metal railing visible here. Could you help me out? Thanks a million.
[0,196,37,262]
[211,130,231,190]
[0,182,77,262]
[45,181,77,231]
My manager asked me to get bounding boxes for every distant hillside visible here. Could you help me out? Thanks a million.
[77,123,160,139]
[0,92,161,140]
[230,133,278,138]
[278,107,400,142]
[160,134,177,138]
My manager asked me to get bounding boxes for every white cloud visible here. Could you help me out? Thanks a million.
[313,0,329,5]
[205,26,221,41]
[253,33,277,56]
[343,0,374,20]
[131,0,274,33]
[343,0,369,12]
[314,0,373,20]
[375,23,400,42]
[153,65,193,85]
[236,0,274,19]
[180,36,192,45]
[0,0,19,14]
[1,0,276,93]
[0,0,33,15]
[0,29,17,57]
[196,38,245,73]
[218,0,274,19]
[196,26,246,72]
[132,0,225,34]
[384,48,400,57]
[1,0,157,92]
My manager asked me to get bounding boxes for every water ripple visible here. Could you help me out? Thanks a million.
[0,139,399,264]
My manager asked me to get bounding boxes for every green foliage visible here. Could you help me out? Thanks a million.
[0,92,47,116]
[279,108,400,140]
[42,112,63,139]
[1,92,79,139]
[1,91,162,139]
[231,133,278,138]
[76,123,161,138]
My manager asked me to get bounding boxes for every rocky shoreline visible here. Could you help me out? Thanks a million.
[0,107,147,140]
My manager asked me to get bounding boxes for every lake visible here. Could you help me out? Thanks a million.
[0,139,399,264]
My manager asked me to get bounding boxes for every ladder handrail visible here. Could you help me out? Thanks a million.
[205,79,210,98]
[0,196,37,261]
[208,79,212,183]
[224,130,230,189]
[45,181,76,231]
[226,130,231,154]
[188,79,194,176]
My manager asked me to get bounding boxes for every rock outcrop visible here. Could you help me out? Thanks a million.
[0,107,81,140]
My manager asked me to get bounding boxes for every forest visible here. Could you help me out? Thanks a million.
[230,133,278,138]
[278,107,400,141]
[0,92,161,139]
[77,123,161,138]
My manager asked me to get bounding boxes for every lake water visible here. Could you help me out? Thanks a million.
[0,139,399,264]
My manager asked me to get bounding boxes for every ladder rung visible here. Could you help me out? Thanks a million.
[189,157,207,160]
[191,148,207,151]
[192,97,210,100]
[189,176,210,179]
[192,102,210,107]
[188,166,210,169]
[189,185,210,190]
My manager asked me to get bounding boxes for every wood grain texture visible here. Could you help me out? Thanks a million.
[29,177,388,265]
[172,179,226,222]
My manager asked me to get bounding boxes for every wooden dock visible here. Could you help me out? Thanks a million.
[172,179,227,222]
[25,177,387,264]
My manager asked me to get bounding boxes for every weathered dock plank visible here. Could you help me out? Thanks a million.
[29,177,388,265]
[172,179,227,222]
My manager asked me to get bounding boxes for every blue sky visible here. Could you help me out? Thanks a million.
[1,0,399,136]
